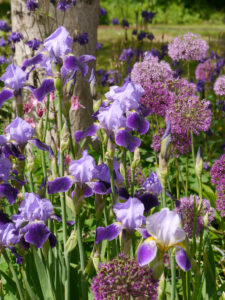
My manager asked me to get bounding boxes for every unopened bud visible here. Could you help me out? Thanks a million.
[160,134,171,163]
[54,77,63,92]
[36,118,43,139]
[131,147,140,171]
[60,124,70,153]
[195,147,203,179]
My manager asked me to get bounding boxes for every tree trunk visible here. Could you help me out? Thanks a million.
[10,0,99,131]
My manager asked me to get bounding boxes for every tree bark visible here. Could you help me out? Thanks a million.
[10,0,99,131]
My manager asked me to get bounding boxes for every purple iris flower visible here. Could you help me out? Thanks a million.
[0,223,19,247]
[0,37,7,47]
[0,156,12,182]
[0,183,19,204]
[0,20,11,32]
[5,117,34,145]
[95,197,145,244]
[119,48,135,63]
[100,7,107,17]
[112,18,119,25]
[141,11,156,23]
[74,32,88,45]
[126,112,149,135]
[115,130,141,152]
[26,38,42,51]
[122,19,129,27]
[96,42,102,50]
[137,31,146,41]
[75,124,99,143]
[142,172,162,196]
[26,0,38,11]
[47,176,73,194]
[44,26,72,61]
[57,0,73,11]
[28,78,55,102]
[12,193,55,248]
[69,150,96,184]
[1,64,26,91]
[0,56,7,64]
[8,32,23,43]
[105,82,145,112]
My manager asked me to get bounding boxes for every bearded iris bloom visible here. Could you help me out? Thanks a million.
[137,208,191,271]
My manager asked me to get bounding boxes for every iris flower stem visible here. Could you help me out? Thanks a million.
[191,131,195,168]
[66,116,76,160]
[109,167,116,205]
[3,251,24,300]
[129,152,135,197]
[162,187,166,208]
[192,195,197,256]
[76,213,88,300]
[123,149,128,190]
[170,251,176,300]
[57,85,70,300]
[185,155,189,197]
[28,171,34,193]
[43,96,50,142]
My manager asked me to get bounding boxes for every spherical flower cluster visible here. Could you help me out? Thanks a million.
[167,78,197,98]
[140,82,173,117]
[91,254,158,300]
[131,56,173,88]
[195,59,216,82]
[168,32,209,61]
[211,154,225,185]
[126,166,146,188]
[175,195,215,237]
[216,183,225,217]
[166,95,211,135]
[214,75,225,96]
[151,128,191,155]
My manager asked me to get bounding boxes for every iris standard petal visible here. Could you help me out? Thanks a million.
[115,130,141,152]
[47,176,73,194]
[28,78,55,102]
[0,89,13,107]
[75,124,98,143]
[24,222,50,248]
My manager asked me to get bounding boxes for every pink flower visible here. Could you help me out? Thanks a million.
[24,117,36,128]
[70,95,85,111]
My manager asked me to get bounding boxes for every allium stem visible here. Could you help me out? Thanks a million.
[192,195,197,256]
[175,158,180,199]
[3,251,24,300]
[185,155,189,197]
[56,79,70,300]
[191,131,195,168]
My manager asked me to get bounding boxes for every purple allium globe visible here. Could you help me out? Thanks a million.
[214,75,225,96]
[210,154,225,185]
[131,56,173,88]
[140,82,173,117]
[195,59,216,82]
[166,95,211,135]
[126,166,146,188]
[168,32,209,61]
[91,254,158,300]
[216,183,225,217]
[175,195,215,237]
[167,78,197,98]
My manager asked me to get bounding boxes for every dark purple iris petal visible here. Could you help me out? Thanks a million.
[0,210,11,224]
[175,248,191,271]
[28,139,53,157]
[119,187,130,200]
[64,55,80,71]
[25,38,42,51]
[137,241,157,266]
[115,130,141,152]
[75,124,98,143]
[48,233,57,248]
[1,143,25,160]
[24,222,50,248]
[93,181,110,194]
[0,89,13,108]
[47,177,73,194]
[28,78,55,102]
[9,247,24,264]
[95,223,122,244]
[126,113,149,135]
[0,183,18,204]
[138,193,159,213]
[84,185,93,198]
[50,214,75,226]
[136,228,151,239]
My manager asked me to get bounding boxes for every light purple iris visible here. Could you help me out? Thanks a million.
[95,197,145,244]
[5,117,34,145]
[44,26,72,60]
[28,78,55,102]
[69,150,96,184]
[47,176,73,194]
[0,223,19,247]
[143,172,162,196]
[75,124,99,143]
[105,82,145,112]
[0,64,27,107]
[0,156,12,182]
[137,208,191,271]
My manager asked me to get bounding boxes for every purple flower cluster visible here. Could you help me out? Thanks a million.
[211,154,225,217]
[195,59,216,82]
[91,254,158,300]
[175,195,215,237]
[166,95,211,135]
[26,0,38,11]
[141,11,156,23]
[0,20,11,32]
[168,33,209,61]
[140,82,173,117]
[8,32,24,43]
[74,32,88,46]
[214,75,225,96]
[131,56,173,88]
[26,38,42,51]
[57,0,76,11]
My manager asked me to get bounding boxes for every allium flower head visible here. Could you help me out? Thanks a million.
[214,75,225,96]
[175,195,215,237]
[167,78,197,97]
[131,56,173,88]
[216,183,225,217]
[5,117,34,144]
[211,154,225,185]
[91,254,158,300]
[195,59,216,82]
[166,95,211,135]
[140,82,173,117]
[168,33,209,61]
